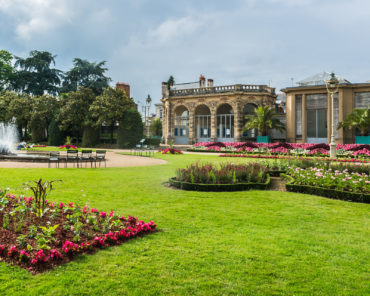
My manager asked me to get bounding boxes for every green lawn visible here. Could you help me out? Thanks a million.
[0,154,369,296]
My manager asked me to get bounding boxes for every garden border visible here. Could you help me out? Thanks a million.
[281,174,370,203]
[168,175,270,192]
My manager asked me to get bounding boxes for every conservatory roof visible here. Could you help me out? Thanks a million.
[297,72,351,86]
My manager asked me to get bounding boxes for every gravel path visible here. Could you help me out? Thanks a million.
[0,151,167,168]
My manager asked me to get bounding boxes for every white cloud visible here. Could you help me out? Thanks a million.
[0,0,74,41]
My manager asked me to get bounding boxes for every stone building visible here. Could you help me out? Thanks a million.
[161,75,277,144]
[282,72,370,144]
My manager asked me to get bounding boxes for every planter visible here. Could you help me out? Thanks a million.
[355,136,370,144]
[281,174,370,203]
[257,136,271,143]
[168,175,270,192]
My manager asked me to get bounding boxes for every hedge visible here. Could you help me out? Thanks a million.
[281,174,370,203]
[168,175,270,192]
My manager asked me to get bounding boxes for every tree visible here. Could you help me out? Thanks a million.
[150,118,162,137]
[48,116,65,146]
[167,76,175,90]
[338,107,369,136]
[89,87,135,144]
[12,50,62,96]
[61,58,111,95]
[0,91,15,122]
[117,108,143,148]
[8,93,32,140]
[243,106,285,136]
[57,87,96,144]
[0,50,14,92]
[30,95,59,142]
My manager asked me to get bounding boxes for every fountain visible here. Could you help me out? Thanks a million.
[0,123,18,155]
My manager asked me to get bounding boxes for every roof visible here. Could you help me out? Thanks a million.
[296,72,351,86]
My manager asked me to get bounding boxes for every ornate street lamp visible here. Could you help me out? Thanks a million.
[325,73,339,158]
[145,95,152,137]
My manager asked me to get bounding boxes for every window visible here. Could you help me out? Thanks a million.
[355,92,370,109]
[295,95,302,138]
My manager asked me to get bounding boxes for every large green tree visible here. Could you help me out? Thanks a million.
[57,87,96,144]
[338,107,369,136]
[150,118,162,137]
[8,93,32,140]
[89,87,135,144]
[29,95,59,142]
[0,50,14,92]
[12,50,62,96]
[243,106,285,136]
[117,108,143,148]
[61,58,111,95]
[0,91,15,122]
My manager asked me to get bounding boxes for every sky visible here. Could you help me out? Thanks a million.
[1,0,370,112]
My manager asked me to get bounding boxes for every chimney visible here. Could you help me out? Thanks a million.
[116,82,130,98]
[207,79,214,87]
[162,82,169,97]
[199,74,206,88]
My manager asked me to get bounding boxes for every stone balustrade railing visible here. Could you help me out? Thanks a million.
[169,84,275,97]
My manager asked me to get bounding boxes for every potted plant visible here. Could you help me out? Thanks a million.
[243,106,285,143]
[338,107,369,144]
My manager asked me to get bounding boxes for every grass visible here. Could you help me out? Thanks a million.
[0,153,369,296]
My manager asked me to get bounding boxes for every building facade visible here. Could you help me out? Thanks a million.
[161,75,277,144]
[282,72,370,144]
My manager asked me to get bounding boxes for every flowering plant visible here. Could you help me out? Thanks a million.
[59,145,77,150]
[161,148,183,154]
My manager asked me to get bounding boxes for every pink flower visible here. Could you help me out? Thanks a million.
[58,202,64,209]
[8,245,17,257]
[83,206,88,214]
[109,210,114,217]
[68,202,74,208]
[91,208,98,213]
[100,211,107,218]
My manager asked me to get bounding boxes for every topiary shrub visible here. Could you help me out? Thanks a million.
[82,125,100,147]
[48,117,64,146]
[117,108,143,148]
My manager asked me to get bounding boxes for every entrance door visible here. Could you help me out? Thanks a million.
[307,109,327,143]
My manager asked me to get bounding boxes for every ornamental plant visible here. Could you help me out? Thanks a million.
[176,162,268,184]
[162,148,182,154]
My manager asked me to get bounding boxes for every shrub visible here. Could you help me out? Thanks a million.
[117,108,143,148]
[176,162,268,184]
[82,125,100,147]
[48,117,64,146]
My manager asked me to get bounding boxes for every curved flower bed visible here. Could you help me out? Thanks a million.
[0,191,157,273]
[161,148,183,154]
[190,142,370,158]
[219,154,370,164]
[170,162,270,191]
[283,173,370,203]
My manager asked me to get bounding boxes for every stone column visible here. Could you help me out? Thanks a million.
[165,101,172,144]
[188,107,195,144]
[327,93,332,143]
[302,94,307,143]
[233,102,241,142]
[210,107,217,142]
[286,94,296,142]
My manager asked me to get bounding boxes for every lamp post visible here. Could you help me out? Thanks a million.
[325,73,339,159]
[144,95,152,137]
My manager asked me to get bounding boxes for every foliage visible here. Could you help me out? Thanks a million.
[7,92,32,140]
[0,91,17,122]
[243,106,285,136]
[61,58,111,95]
[338,107,370,136]
[0,50,14,92]
[12,50,62,96]
[117,108,143,148]
[30,95,59,142]
[57,87,96,143]
[82,125,101,147]
[167,75,175,90]
[25,179,60,219]
[162,148,182,154]
[48,116,65,146]
[89,87,135,144]
[150,118,162,137]
[287,167,369,194]
[176,162,268,184]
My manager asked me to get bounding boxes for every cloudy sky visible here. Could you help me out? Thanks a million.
[1,0,369,111]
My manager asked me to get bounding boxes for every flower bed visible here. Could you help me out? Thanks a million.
[219,154,370,163]
[59,145,77,150]
[170,162,270,191]
[282,174,370,203]
[161,148,183,154]
[190,142,370,158]
[0,183,157,274]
